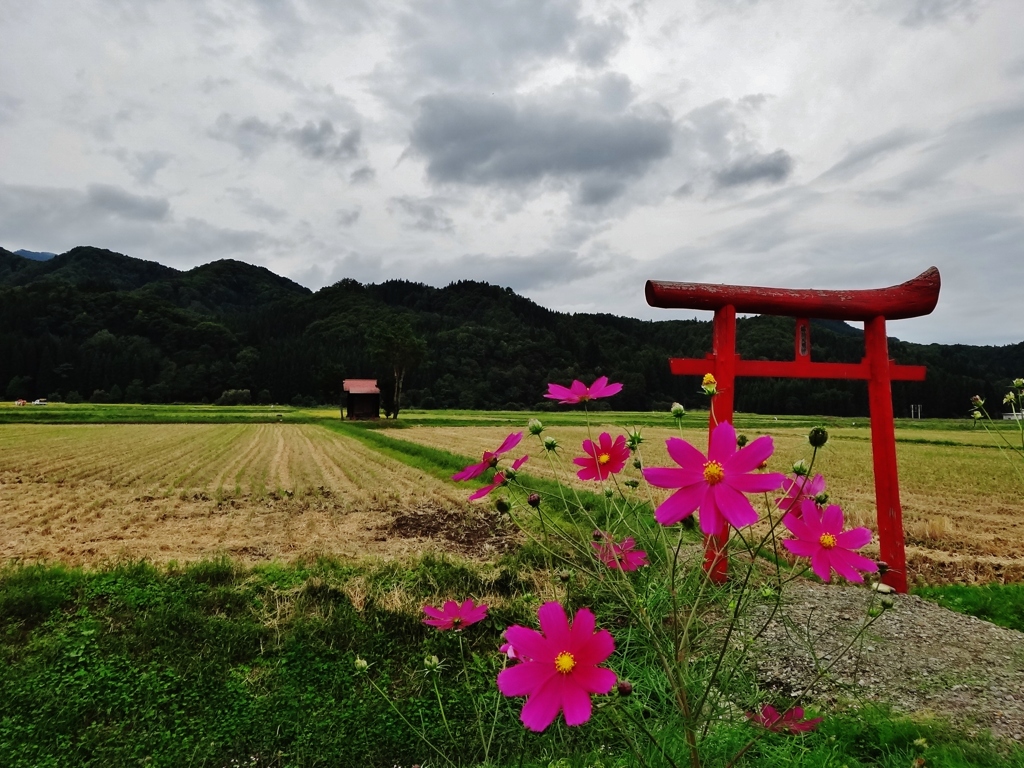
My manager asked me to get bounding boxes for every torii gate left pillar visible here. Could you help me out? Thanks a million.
[646,268,941,593]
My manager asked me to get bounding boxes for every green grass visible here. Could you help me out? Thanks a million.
[1,558,1021,768]
[913,583,1024,633]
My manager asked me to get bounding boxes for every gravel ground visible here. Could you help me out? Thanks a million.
[746,579,1024,742]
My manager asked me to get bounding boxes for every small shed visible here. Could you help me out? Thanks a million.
[342,379,380,420]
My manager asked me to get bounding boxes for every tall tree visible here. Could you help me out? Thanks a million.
[367,315,426,419]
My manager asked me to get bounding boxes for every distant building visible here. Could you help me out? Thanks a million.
[1003,412,1024,420]
[342,379,380,420]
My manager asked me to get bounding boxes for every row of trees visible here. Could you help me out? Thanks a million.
[1,247,1020,417]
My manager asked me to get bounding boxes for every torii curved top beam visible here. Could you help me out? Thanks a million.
[645,267,940,321]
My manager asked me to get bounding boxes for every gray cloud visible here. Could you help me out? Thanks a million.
[0,182,265,267]
[227,188,288,224]
[862,100,1024,201]
[284,120,361,162]
[672,97,800,196]
[409,88,672,204]
[897,0,983,27]
[349,166,375,184]
[713,149,794,188]
[388,196,454,232]
[210,114,364,165]
[0,92,21,125]
[210,115,279,158]
[336,207,360,227]
[394,0,624,88]
[112,149,174,185]
[818,129,923,183]
[573,17,628,67]
[86,184,170,221]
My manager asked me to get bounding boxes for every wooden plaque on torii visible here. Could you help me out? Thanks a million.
[645,267,941,593]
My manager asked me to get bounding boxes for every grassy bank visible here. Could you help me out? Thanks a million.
[1,558,1021,768]
[914,583,1024,633]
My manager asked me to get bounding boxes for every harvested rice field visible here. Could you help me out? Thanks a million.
[0,423,502,566]
[403,422,1024,583]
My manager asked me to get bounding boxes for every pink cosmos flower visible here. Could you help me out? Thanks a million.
[777,473,826,517]
[592,534,649,571]
[642,421,785,536]
[746,705,822,733]
[573,432,630,481]
[544,376,623,405]
[497,602,617,732]
[468,455,528,501]
[453,432,523,481]
[782,499,880,583]
[499,642,527,661]
[422,599,489,631]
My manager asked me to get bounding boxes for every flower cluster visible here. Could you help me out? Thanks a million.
[410,375,882,745]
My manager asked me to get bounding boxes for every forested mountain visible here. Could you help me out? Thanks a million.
[1,245,1021,417]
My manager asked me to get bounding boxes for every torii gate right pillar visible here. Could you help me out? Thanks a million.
[865,315,906,592]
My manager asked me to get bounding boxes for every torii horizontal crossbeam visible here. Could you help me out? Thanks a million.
[646,267,940,321]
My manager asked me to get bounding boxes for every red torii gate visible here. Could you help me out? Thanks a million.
[645,267,942,593]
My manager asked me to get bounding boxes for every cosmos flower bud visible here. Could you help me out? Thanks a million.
[604,486,614,499]
[972,411,983,420]
[1005,392,1017,405]
[813,492,830,506]
[792,459,810,477]
[736,434,749,448]
[527,493,541,508]
[876,560,889,575]
[623,478,639,489]
[557,570,573,583]
[808,426,829,448]
[701,373,718,396]
[880,597,895,610]
[528,418,545,435]
[1014,378,1024,389]
[616,680,633,697]
[495,497,511,514]
[543,436,559,452]
[626,427,644,451]
[632,458,642,470]
[970,395,984,406]
[424,654,441,671]
[670,402,686,418]
[354,657,368,672]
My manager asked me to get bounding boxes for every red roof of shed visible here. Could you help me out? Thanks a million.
[343,379,380,394]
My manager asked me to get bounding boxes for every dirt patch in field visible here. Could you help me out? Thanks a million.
[389,503,518,556]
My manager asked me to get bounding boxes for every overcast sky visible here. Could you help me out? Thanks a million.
[2,0,1022,345]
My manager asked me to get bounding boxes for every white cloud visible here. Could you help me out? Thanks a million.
[0,0,1021,343]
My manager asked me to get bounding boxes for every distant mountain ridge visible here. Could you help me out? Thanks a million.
[0,245,1020,415]
[14,249,56,261]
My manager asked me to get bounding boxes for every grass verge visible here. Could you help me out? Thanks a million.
[913,583,1024,633]
[1,558,1022,768]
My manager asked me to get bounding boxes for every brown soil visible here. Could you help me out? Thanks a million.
[0,423,513,566]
